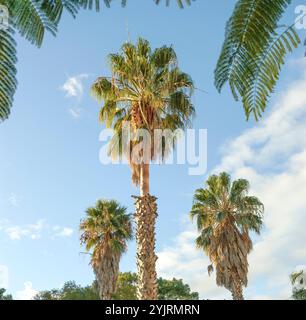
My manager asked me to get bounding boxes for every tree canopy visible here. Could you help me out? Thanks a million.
[34,273,199,300]
[0,288,13,300]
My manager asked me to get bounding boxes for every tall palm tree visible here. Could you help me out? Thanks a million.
[80,199,133,300]
[215,0,300,120]
[91,38,194,299]
[190,172,264,300]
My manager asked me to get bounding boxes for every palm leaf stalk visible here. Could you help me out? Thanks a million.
[190,172,264,300]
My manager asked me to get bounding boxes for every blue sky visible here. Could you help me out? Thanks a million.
[1,0,306,299]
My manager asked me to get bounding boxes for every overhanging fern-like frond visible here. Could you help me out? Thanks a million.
[10,0,57,47]
[154,0,195,8]
[41,0,80,23]
[0,28,17,121]
[77,0,111,10]
[215,0,298,120]
[243,26,300,120]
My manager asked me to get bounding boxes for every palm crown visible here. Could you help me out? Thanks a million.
[191,172,263,298]
[80,199,133,262]
[91,38,194,183]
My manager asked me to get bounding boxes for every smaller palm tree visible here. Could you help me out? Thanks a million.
[190,172,264,300]
[80,199,133,300]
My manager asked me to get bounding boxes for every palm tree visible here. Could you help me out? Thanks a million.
[80,199,133,300]
[190,172,264,300]
[91,38,194,299]
[0,0,191,122]
[215,0,300,120]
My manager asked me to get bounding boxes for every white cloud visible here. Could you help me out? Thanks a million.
[52,226,73,238]
[0,265,9,289]
[157,62,306,300]
[61,74,88,100]
[15,282,38,300]
[4,220,44,240]
[0,219,73,241]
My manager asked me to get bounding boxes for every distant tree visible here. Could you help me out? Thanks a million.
[34,281,99,300]
[112,272,138,300]
[157,278,199,300]
[0,288,13,300]
[34,274,200,300]
[291,270,306,300]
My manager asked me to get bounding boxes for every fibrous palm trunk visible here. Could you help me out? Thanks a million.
[94,251,120,300]
[133,163,158,300]
[231,279,244,300]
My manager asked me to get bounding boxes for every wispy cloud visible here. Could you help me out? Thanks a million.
[0,219,74,241]
[52,226,73,238]
[4,220,44,240]
[157,61,306,300]
[69,107,82,119]
[60,74,89,119]
[61,74,88,100]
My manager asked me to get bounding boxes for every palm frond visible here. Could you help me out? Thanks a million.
[0,28,17,121]
[155,0,195,8]
[10,0,57,47]
[242,26,300,120]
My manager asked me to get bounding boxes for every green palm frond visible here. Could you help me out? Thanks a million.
[215,0,299,120]
[91,38,194,184]
[80,199,133,258]
[0,28,17,121]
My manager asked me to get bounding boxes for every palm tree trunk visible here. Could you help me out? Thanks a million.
[140,163,150,196]
[133,163,158,300]
[95,252,120,300]
[231,279,244,300]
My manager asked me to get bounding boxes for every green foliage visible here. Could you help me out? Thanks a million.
[34,274,200,300]
[0,288,13,300]
[157,278,199,300]
[34,281,99,300]
[292,289,306,300]
[290,270,306,300]
[112,272,138,300]
[215,0,300,120]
